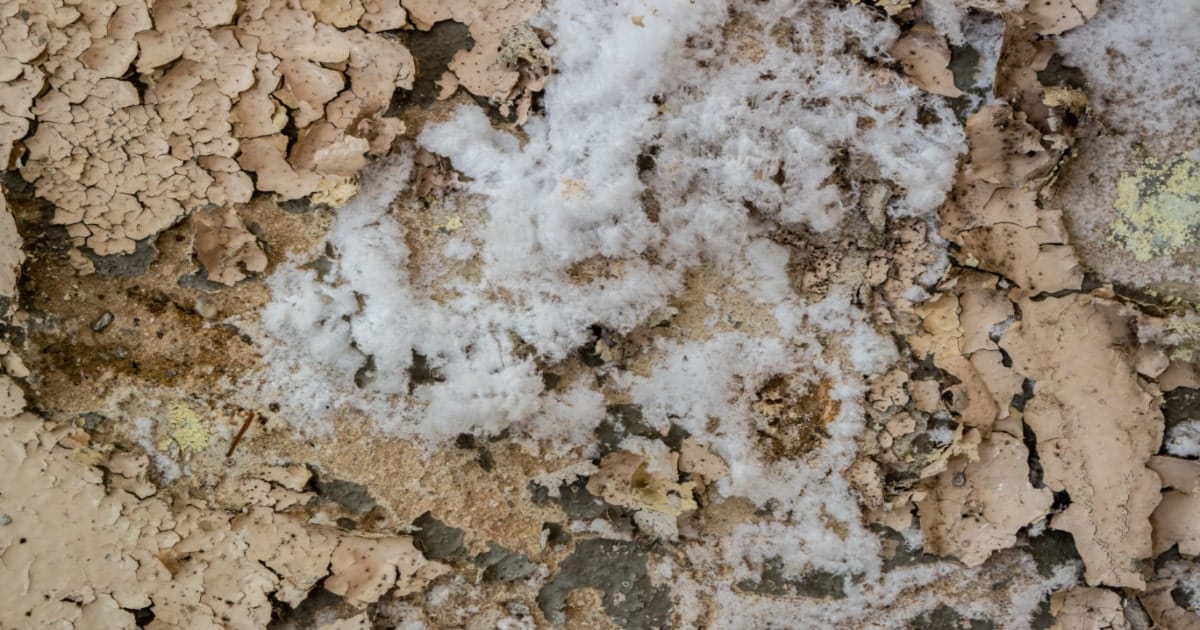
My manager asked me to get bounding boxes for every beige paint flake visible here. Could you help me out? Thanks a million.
[1147,455,1200,556]
[236,506,341,606]
[0,194,21,313]
[0,415,162,627]
[326,535,446,607]
[888,0,1188,601]
[907,379,943,414]
[0,370,442,628]
[1159,359,1200,391]
[890,24,963,98]
[303,0,366,28]
[916,432,1052,566]
[238,135,327,199]
[1001,295,1163,588]
[1050,587,1129,630]
[907,289,1004,432]
[1135,344,1171,380]
[0,373,24,417]
[14,0,251,256]
[898,28,1137,573]
[4,0,416,259]
[192,206,268,286]
[856,0,913,17]
[1021,0,1098,36]
[402,0,549,124]
[993,18,1057,132]
[278,59,346,128]
[359,0,407,32]
[234,1,415,196]
[954,273,1013,355]
[677,437,730,487]
[845,458,887,517]
[908,293,962,367]
[1140,578,1200,629]
[940,105,1082,295]
[586,450,698,516]
[291,121,372,177]
[0,342,28,380]
[869,369,910,412]
[877,218,941,316]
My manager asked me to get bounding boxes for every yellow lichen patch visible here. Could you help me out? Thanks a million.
[630,463,698,516]
[302,0,366,27]
[71,445,106,467]
[1109,151,1200,262]
[166,400,211,454]
[311,180,361,208]
[586,451,697,516]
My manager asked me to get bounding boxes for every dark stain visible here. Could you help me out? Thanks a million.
[411,511,467,562]
[907,604,995,630]
[391,21,475,111]
[538,538,671,629]
[734,557,848,599]
[474,542,537,583]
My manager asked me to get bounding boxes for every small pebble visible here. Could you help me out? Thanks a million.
[194,296,218,319]
[91,311,114,332]
[0,513,11,526]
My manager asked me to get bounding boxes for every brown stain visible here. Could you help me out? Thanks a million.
[754,375,840,461]
[13,195,330,418]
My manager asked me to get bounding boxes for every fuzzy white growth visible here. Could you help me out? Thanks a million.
[1165,420,1200,458]
[238,0,1065,617]
[1058,0,1200,137]
[257,0,961,443]
[673,543,1078,627]
[254,0,965,599]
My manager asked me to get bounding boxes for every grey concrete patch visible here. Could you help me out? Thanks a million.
[411,512,467,562]
[907,604,995,630]
[267,587,358,630]
[475,542,537,583]
[314,476,377,516]
[394,21,475,109]
[84,237,159,277]
[529,478,636,533]
[734,557,847,599]
[538,538,671,629]
[1164,387,1200,436]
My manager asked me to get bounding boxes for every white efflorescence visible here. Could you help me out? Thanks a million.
[257,0,961,438]
[674,543,1078,628]
[1165,420,1200,458]
[1057,0,1200,137]
[254,0,963,591]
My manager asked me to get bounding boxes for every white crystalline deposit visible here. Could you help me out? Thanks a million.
[256,0,963,447]
[1058,0,1200,138]
[251,0,971,612]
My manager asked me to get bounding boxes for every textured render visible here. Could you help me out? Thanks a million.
[2,0,1200,628]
